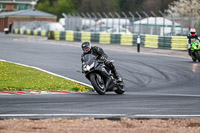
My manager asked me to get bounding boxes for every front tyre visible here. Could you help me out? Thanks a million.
[90,73,106,95]
[192,58,197,62]
[197,51,200,62]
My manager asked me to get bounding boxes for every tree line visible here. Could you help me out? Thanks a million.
[36,0,198,19]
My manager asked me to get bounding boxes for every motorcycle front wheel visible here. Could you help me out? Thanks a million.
[196,51,200,62]
[192,51,197,62]
[90,73,106,95]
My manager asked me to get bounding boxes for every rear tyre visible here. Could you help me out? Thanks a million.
[90,73,106,95]
[115,79,125,95]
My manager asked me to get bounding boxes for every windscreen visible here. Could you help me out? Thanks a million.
[191,39,198,43]
[83,54,96,65]
[194,40,199,44]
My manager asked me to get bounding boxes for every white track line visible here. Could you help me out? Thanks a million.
[0,59,92,88]
[0,114,126,117]
[0,114,200,118]
[129,92,200,97]
[135,114,200,117]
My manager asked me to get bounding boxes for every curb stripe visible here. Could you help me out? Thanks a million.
[0,91,80,95]
[1,92,19,95]
[17,92,35,95]
[50,91,69,93]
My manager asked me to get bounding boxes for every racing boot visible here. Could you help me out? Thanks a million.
[188,48,192,56]
[113,70,122,82]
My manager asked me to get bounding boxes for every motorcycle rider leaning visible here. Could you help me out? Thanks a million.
[81,41,121,81]
[187,28,200,56]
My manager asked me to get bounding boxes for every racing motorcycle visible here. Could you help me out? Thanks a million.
[82,54,125,95]
[190,39,200,62]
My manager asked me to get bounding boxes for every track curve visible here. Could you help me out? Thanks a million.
[0,33,200,119]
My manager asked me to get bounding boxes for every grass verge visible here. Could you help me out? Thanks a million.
[0,61,92,92]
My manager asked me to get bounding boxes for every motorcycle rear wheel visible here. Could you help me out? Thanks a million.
[90,73,106,95]
[115,80,125,94]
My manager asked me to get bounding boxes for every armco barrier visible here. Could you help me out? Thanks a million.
[144,35,159,48]
[13,28,187,51]
[66,30,74,41]
[14,29,47,36]
[26,29,31,35]
[111,34,121,44]
[74,32,81,42]
[120,34,133,46]
[54,31,60,40]
[20,29,24,35]
[100,33,111,44]
[81,32,91,42]
[91,33,100,42]
[14,29,19,34]
[158,36,171,49]
[41,30,47,37]
[60,31,66,40]
[33,30,39,36]
[171,36,187,50]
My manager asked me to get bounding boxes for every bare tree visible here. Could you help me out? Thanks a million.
[119,0,176,15]
[169,0,200,16]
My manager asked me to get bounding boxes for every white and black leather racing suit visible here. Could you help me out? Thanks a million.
[81,46,120,80]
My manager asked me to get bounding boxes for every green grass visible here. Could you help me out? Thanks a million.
[0,61,92,92]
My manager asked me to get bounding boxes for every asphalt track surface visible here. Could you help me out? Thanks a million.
[0,33,200,119]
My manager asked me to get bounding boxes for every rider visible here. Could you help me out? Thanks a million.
[81,41,121,81]
[187,28,200,56]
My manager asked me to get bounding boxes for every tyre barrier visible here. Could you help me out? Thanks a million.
[14,28,48,37]
[13,29,187,50]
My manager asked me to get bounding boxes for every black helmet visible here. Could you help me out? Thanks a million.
[82,41,91,53]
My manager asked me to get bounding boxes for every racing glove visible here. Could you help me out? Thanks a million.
[99,56,106,61]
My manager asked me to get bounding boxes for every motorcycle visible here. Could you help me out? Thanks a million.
[82,54,125,95]
[190,39,200,62]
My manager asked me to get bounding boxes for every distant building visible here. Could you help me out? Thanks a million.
[0,9,56,32]
[0,0,38,12]
[134,17,185,36]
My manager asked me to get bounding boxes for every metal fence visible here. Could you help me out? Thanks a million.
[13,11,200,37]
[62,11,200,36]
[13,21,50,31]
